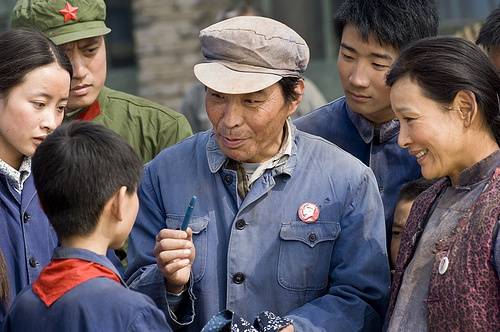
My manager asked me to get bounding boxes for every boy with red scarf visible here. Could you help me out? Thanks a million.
[2,122,171,332]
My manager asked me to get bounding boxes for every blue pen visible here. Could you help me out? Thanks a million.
[180,196,197,231]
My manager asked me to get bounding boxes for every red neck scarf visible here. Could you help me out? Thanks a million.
[77,100,101,121]
[32,258,120,307]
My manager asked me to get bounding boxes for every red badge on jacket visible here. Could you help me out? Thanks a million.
[298,202,319,223]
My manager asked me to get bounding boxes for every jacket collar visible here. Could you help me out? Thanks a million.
[52,247,124,283]
[206,120,298,177]
[346,103,400,144]
[455,149,500,188]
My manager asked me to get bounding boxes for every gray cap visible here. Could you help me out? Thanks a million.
[194,16,309,94]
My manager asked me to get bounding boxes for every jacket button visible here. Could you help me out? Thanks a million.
[235,219,246,230]
[308,233,317,243]
[23,212,31,223]
[232,272,245,284]
[28,257,38,268]
[224,175,233,185]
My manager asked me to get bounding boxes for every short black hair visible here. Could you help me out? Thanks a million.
[387,36,500,145]
[278,77,302,104]
[476,8,500,51]
[398,178,436,202]
[334,0,438,50]
[32,121,143,239]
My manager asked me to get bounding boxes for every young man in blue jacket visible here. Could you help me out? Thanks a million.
[3,122,171,332]
[127,16,389,332]
[295,0,439,243]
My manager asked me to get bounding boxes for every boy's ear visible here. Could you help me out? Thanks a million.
[110,186,128,222]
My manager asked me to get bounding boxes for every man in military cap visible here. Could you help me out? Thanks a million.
[11,0,192,164]
[126,16,389,332]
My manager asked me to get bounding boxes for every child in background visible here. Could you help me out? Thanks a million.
[391,178,435,269]
[3,122,172,332]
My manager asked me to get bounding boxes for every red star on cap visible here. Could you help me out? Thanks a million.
[58,2,78,23]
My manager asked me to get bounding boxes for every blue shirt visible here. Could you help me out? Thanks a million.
[3,248,171,332]
[126,126,390,331]
[295,97,421,240]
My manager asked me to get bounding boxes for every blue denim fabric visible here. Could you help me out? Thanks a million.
[295,97,421,241]
[126,126,390,331]
[3,248,171,332]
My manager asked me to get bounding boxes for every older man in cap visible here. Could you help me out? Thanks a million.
[11,0,192,164]
[126,16,389,332]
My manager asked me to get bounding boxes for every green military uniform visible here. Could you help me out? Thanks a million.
[67,86,192,163]
[11,0,193,163]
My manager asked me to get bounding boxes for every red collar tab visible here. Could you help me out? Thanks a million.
[77,100,101,121]
[58,2,79,23]
[32,258,120,307]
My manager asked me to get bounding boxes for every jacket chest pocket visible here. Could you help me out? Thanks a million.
[165,214,209,283]
[278,221,340,291]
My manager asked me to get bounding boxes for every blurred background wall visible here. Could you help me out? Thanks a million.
[1,0,499,111]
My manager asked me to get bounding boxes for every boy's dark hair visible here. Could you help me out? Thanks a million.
[0,28,72,99]
[32,121,143,239]
[387,37,500,145]
[334,0,438,50]
[398,178,436,203]
[476,8,500,51]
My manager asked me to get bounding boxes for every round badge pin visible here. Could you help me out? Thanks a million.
[298,202,320,223]
[438,256,449,275]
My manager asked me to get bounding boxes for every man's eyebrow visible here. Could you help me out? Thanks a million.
[340,43,357,53]
[370,52,394,61]
[340,43,394,61]
[79,37,101,47]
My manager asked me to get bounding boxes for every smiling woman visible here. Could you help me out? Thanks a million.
[385,37,500,332]
[0,28,72,325]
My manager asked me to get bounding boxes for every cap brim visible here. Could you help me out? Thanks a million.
[46,21,111,45]
[194,62,282,94]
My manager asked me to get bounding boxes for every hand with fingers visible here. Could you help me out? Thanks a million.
[154,228,195,294]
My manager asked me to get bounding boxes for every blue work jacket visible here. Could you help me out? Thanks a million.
[295,97,421,239]
[126,127,390,331]
[2,247,171,332]
[0,174,56,326]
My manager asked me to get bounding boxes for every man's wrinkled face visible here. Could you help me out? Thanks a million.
[205,82,302,162]
[61,36,107,111]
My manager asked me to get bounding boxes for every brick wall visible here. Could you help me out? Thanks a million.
[132,0,230,111]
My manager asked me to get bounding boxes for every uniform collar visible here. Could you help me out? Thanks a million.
[346,104,400,144]
[32,247,123,307]
[52,247,123,278]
